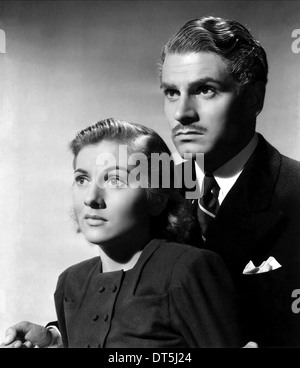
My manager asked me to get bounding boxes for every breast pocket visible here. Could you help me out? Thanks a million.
[121,293,170,334]
[242,266,283,283]
[240,266,286,315]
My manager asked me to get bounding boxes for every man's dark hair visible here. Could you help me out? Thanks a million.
[159,16,268,91]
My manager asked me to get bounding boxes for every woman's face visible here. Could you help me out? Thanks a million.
[72,140,152,249]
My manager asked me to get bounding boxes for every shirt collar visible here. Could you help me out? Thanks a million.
[195,133,259,202]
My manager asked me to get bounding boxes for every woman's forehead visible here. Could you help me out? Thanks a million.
[76,141,124,166]
[75,140,147,174]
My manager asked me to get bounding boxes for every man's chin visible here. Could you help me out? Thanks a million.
[175,141,207,159]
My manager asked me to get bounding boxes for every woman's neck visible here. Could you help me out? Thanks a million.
[98,248,143,273]
[96,232,152,273]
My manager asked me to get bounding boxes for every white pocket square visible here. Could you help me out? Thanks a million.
[243,256,282,275]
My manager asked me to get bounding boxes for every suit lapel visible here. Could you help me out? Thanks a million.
[204,135,286,273]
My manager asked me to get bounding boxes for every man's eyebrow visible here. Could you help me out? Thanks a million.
[160,77,222,90]
[160,81,177,90]
[189,77,222,87]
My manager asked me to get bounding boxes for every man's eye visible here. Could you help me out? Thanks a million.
[198,86,215,97]
[75,176,89,186]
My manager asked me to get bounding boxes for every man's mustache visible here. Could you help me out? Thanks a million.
[172,125,207,135]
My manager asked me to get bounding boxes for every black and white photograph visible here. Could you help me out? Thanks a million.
[0,0,300,351]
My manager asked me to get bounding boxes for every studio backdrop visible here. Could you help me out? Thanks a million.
[0,0,299,333]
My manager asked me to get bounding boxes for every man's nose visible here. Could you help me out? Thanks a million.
[84,181,106,209]
[173,96,199,125]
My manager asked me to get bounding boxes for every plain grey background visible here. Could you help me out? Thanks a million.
[0,0,299,335]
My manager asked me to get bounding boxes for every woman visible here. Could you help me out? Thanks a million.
[2,118,241,348]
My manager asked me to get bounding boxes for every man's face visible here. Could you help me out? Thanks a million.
[161,52,251,168]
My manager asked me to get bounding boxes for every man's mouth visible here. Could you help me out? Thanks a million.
[175,130,204,136]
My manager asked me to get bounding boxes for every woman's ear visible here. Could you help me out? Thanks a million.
[148,193,169,216]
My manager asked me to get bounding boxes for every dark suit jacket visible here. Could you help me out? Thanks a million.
[53,239,241,348]
[185,134,300,347]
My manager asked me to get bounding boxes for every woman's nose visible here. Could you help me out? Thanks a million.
[84,182,106,209]
[173,96,199,125]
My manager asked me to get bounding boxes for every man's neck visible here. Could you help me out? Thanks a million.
[194,133,259,204]
[203,133,257,173]
[214,133,259,178]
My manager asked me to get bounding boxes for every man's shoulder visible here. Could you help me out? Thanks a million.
[261,135,300,175]
[256,135,300,199]
[251,134,300,178]
[281,154,300,171]
[277,155,300,200]
[258,134,300,165]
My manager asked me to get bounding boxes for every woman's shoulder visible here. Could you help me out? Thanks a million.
[155,239,224,267]
[58,256,100,281]
[55,257,100,296]
[157,240,232,288]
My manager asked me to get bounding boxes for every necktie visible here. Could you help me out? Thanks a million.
[197,173,220,241]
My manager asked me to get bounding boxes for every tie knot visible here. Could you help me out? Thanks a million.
[203,174,219,196]
[198,173,220,241]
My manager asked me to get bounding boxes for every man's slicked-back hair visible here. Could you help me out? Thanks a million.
[159,16,268,91]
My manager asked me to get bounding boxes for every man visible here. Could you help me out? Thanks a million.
[159,16,300,347]
[2,16,300,348]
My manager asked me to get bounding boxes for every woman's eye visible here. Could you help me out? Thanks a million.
[106,177,127,188]
[75,176,89,186]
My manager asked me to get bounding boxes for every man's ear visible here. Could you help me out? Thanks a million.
[245,81,266,117]
[148,194,169,216]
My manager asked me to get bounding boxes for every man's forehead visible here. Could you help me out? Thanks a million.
[161,52,230,82]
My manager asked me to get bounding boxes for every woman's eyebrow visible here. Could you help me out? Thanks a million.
[105,165,131,174]
[74,165,131,175]
[74,168,89,174]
